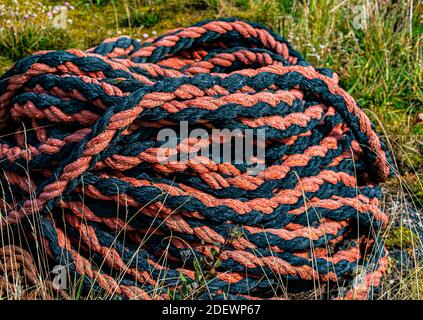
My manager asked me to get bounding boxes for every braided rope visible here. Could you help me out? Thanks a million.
[0,245,69,299]
[0,18,391,300]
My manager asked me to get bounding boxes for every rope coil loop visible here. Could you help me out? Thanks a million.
[0,245,69,299]
[0,18,391,299]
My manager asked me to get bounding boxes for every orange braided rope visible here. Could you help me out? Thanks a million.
[0,245,69,299]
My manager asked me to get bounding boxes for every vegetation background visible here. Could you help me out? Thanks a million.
[0,0,421,299]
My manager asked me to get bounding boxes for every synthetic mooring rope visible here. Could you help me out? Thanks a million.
[0,245,69,299]
[0,18,391,300]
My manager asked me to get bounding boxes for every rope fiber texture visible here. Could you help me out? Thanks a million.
[0,245,69,299]
[0,18,392,300]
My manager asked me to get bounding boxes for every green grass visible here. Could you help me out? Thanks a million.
[0,0,422,299]
[0,23,74,61]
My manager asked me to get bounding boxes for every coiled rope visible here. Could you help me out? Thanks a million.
[0,18,392,300]
[0,245,69,299]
